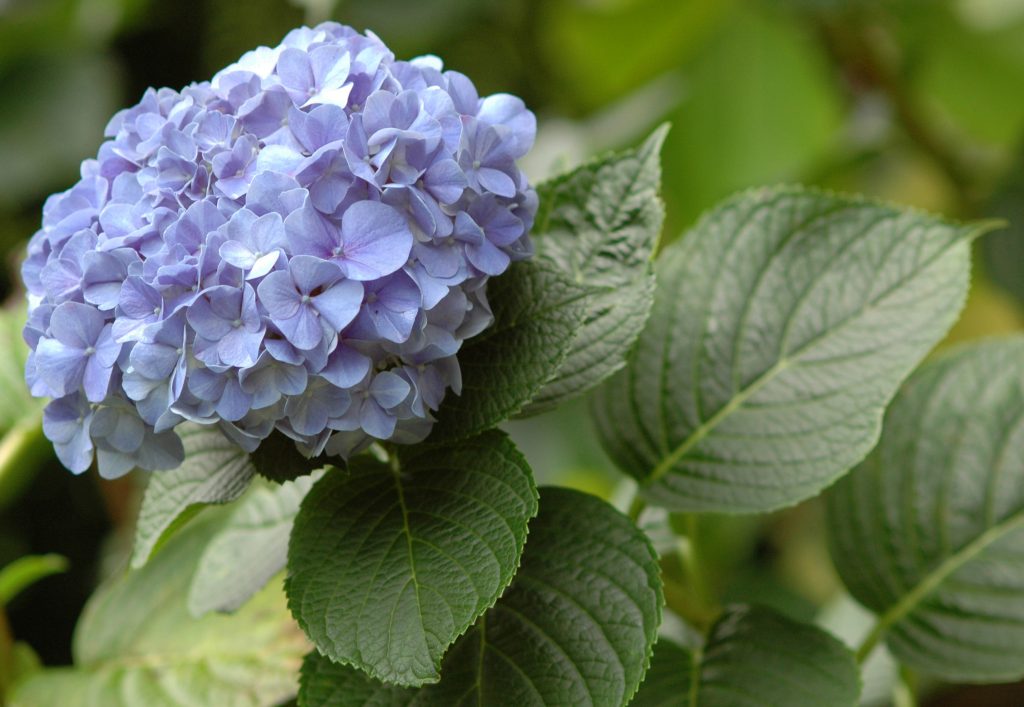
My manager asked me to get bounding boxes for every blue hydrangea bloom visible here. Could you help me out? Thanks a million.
[22,22,536,478]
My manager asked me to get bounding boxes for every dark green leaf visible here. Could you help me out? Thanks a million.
[131,423,255,568]
[298,487,663,707]
[286,431,538,687]
[521,125,667,416]
[593,186,979,513]
[631,606,860,706]
[251,430,327,484]
[188,472,322,617]
[429,261,590,442]
[12,509,309,707]
[829,337,1024,682]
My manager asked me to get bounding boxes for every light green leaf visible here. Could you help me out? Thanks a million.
[188,472,322,617]
[429,260,590,442]
[631,606,860,706]
[131,423,255,568]
[520,125,667,416]
[11,509,309,707]
[660,7,843,230]
[0,306,39,435]
[297,487,663,707]
[593,185,978,513]
[538,0,734,112]
[0,554,67,607]
[828,337,1024,682]
[0,306,49,510]
[286,431,538,687]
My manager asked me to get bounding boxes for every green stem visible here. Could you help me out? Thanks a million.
[627,493,646,523]
[856,620,886,664]
[892,665,918,707]
[679,514,717,628]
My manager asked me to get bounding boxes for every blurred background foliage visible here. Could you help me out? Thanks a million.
[1,0,1023,704]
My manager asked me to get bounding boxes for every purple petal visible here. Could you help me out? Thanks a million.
[360,399,396,439]
[423,159,466,204]
[338,201,413,280]
[51,301,105,348]
[320,344,371,388]
[257,271,302,320]
[313,278,363,332]
[275,305,323,351]
[35,339,86,397]
[370,370,411,408]
[476,167,516,198]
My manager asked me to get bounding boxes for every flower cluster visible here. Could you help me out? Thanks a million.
[22,22,536,478]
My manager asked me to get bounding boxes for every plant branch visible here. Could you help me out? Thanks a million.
[811,9,982,214]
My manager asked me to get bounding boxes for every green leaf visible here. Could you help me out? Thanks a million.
[131,423,255,568]
[592,185,978,513]
[631,606,860,706]
[188,472,322,617]
[0,306,39,435]
[538,0,734,112]
[520,125,667,416]
[286,431,538,687]
[429,260,590,442]
[297,487,663,707]
[11,509,309,707]
[828,337,1024,682]
[251,430,327,484]
[659,7,843,230]
[0,554,67,607]
[0,306,49,511]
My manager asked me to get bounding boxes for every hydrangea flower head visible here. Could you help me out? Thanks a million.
[22,23,536,478]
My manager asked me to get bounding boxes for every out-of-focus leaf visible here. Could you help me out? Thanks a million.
[12,509,308,707]
[539,0,735,112]
[0,554,67,607]
[661,7,843,230]
[902,5,1024,146]
[982,145,1024,306]
[131,423,255,568]
[0,305,49,510]
[630,606,861,707]
[0,53,121,210]
[188,472,321,617]
[0,306,40,435]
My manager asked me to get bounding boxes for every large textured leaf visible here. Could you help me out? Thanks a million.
[429,260,590,442]
[131,423,255,568]
[286,431,538,687]
[828,337,1024,682]
[298,487,663,707]
[593,186,978,513]
[12,509,309,707]
[521,125,667,415]
[631,606,860,706]
[188,472,322,617]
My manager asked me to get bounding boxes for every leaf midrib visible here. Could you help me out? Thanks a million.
[390,468,429,677]
[646,232,966,486]
[687,644,702,707]
[857,508,1024,662]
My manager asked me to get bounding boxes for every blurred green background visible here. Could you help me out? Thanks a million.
[1,0,1023,704]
